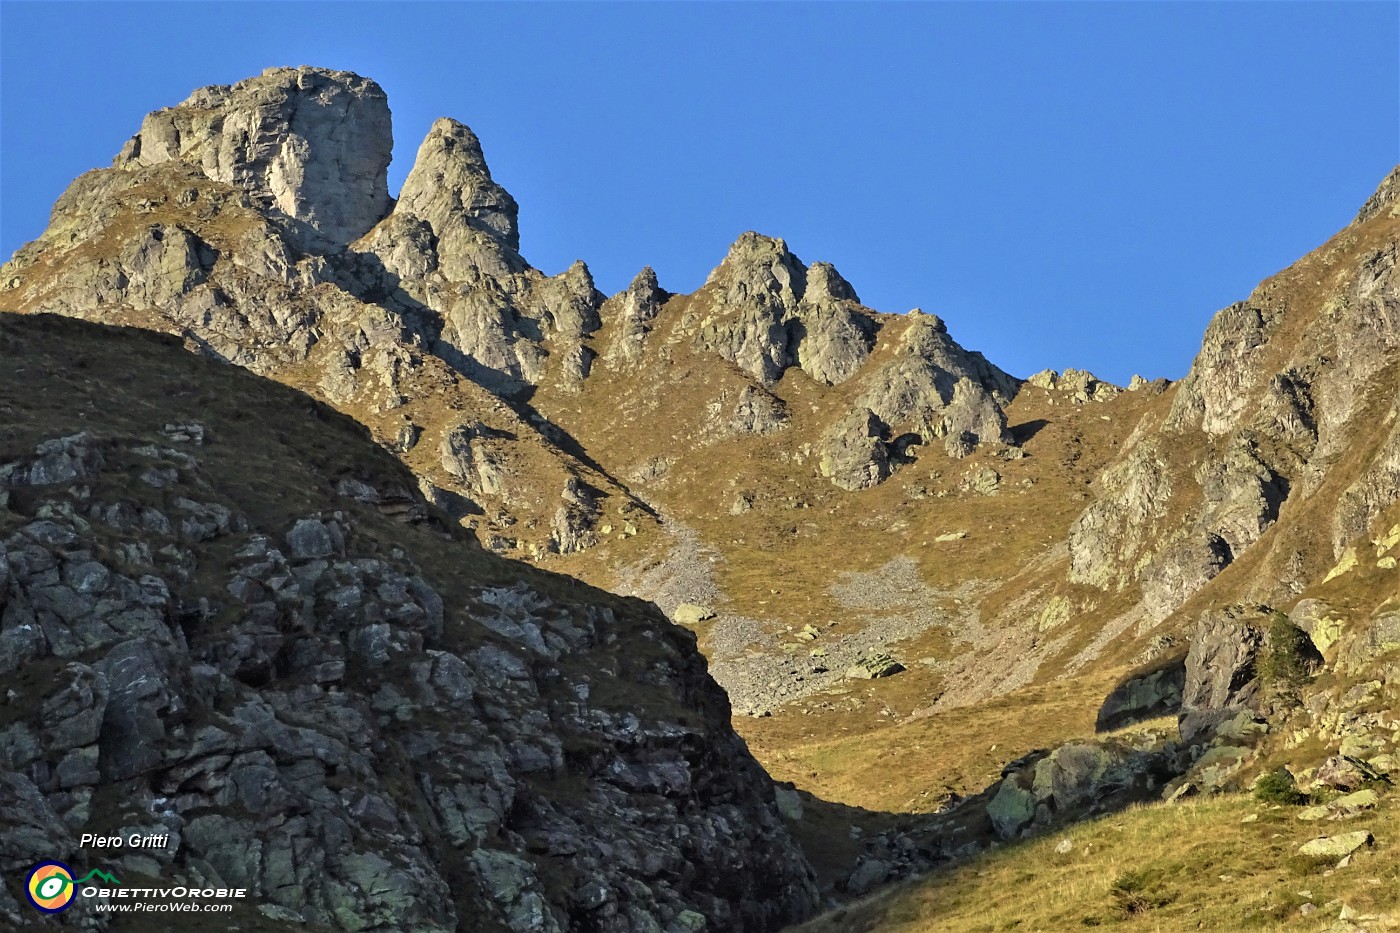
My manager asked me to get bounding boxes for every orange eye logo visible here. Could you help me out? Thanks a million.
[26,861,76,913]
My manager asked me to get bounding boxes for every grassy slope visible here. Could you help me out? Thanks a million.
[792,792,1400,932]
[540,302,1162,728]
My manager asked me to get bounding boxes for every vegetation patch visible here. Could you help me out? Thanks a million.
[1253,767,1307,806]
[1258,611,1319,707]
[1107,868,1177,917]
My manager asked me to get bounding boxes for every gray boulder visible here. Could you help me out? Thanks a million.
[1179,607,1266,745]
[1298,831,1373,859]
[286,518,337,560]
[820,410,892,491]
[1178,605,1317,746]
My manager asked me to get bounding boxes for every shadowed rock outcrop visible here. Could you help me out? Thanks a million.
[0,316,820,932]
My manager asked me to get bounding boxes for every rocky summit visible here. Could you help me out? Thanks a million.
[3,65,1400,931]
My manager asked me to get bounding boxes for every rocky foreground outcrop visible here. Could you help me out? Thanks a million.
[0,315,817,931]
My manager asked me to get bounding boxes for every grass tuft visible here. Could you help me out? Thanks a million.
[1108,868,1176,916]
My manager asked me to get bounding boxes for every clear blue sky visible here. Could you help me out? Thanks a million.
[2,2,1396,382]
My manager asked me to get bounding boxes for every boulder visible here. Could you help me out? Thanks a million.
[773,785,805,821]
[845,654,905,680]
[987,779,1037,839]
[844,857,891,896]
[674,604,716,625]
[820,410,892,491]
[1031,743,1116,812]
[1179,606,1266,745]
[1096,657,1186,732]
[1312,755,1383,793]
[286,518,337,560]
[1298,831,1373,859]
[1332,788,1380,813]
[960,466,1001,497]
[1289,599,1347,658]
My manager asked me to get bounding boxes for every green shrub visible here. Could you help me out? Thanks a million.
[1258,612,1317,707]
[1109,869,1175,916]
[1254,767,1307,805]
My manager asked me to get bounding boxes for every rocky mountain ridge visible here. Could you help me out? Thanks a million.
[5,64,1400,931]
[6,65,1399,730]
[1,67,1026,522]
[0,66,1090,722]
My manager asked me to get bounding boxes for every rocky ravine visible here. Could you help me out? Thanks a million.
[0,314,817,931]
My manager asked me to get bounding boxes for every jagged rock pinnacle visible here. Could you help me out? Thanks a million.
[395,117,521,252]
[603,266,670,367]
[805,261,859,304]
[705,232,808,311]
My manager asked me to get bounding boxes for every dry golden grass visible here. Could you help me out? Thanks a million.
[792,791,1400,932]
[740,671,1124,815]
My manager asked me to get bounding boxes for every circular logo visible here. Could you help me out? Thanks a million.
[26,861,76,913]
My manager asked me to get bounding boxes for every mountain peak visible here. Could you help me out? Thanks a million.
[114,65,392,247]
[1356,164,1400,225]
[704,231,807,313]
[395,115,521,252]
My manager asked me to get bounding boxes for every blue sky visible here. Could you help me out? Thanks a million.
[2,2,1396,383]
